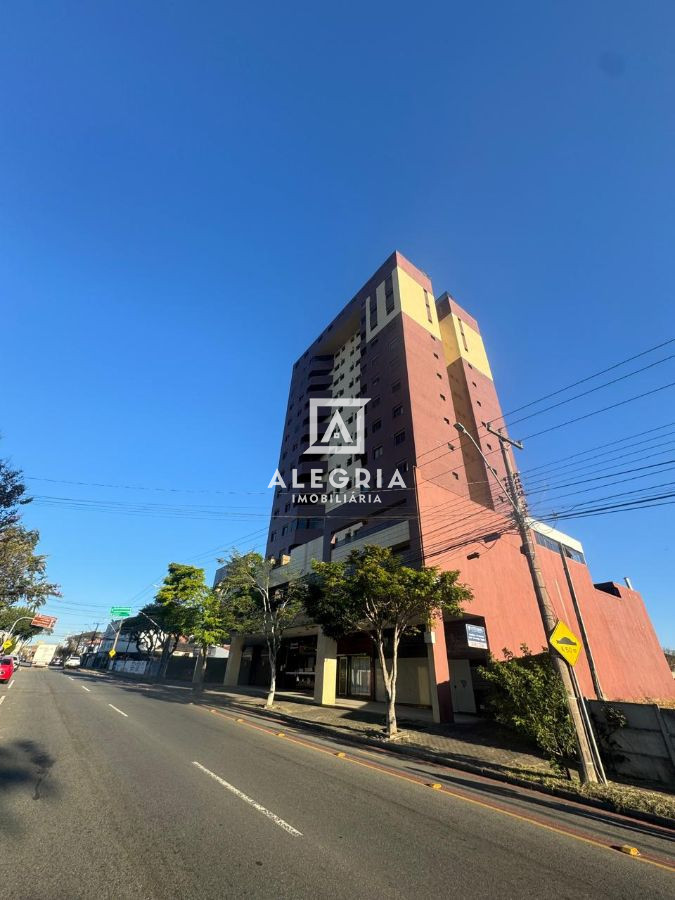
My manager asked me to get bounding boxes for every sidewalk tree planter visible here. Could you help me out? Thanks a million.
[306,546,471,738]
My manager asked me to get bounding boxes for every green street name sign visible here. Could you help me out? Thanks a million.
[110,607,132,618]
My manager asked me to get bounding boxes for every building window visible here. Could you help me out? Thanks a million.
[458,317,469,351]
[372,418,382,433]
[270,531,277,542]
[281,525,288,536]
[385,275,394,314]
[391,379,401,393]
[436,373,442,380]
[424,289,433,323]
[374,445,384,459]
[372,375,380,387]
[440,393,446,401]
[396,459,409,473]
[369,295,378,329]
[392,404,403,418]
[372,396,381,409]
[394,429,406,446]
[453,472,459,480]
[433,352,439,359]
[443,417,450,424]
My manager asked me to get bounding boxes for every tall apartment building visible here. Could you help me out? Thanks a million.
[224,252,675,719]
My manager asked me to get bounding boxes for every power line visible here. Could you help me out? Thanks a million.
[506,353,675,428]
[522,380,675,440]
[490,336,675,425]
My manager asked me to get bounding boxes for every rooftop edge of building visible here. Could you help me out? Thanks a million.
[291,250,435,367]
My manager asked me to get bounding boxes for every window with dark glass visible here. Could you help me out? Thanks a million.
[394,430,406,446]
[385,275,394,314]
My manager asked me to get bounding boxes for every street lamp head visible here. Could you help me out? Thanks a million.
[453,422,467,435]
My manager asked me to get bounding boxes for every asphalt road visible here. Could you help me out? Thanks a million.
[0,668,673,899]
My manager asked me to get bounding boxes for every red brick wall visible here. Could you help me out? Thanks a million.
[416,474,675,701]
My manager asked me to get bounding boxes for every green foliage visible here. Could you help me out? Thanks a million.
[0,526,61,608]
[306,546,471,736]
[153,564,230,687]
[0,458,30,532]
[155,562,210,637]
[306,545,471,640]
[0,604,43,641]
[478,646,577,770]
[216,551,304,641]
[215,551,304,705]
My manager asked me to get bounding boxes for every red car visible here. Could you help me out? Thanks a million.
[0,656,15,683]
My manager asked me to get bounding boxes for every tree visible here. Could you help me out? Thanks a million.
[306,545,472,737]
[154,563,228,688]
[478,646,577,775]
[0,604,44,645]
[215,551,304,708]
[0,526,61,608]
[190,590,230,692]
[0,458,31,532]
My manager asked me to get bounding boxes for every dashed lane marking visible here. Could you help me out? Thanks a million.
[192,761,302,837]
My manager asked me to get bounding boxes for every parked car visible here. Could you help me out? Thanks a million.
[21,658,33,667]
[0,656,15,683]
[63,655,81,669]
[49,657,63,667]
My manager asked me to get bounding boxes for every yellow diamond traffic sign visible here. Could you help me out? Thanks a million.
[2,639,13,651]
[108,649,116,659]
[549,620,581,666]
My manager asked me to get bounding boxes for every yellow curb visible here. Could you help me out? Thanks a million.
[428,783,443,790]
[276,732,285,737]
[619,845,641,857]
[236,718,245,723]
[335,751,346,758]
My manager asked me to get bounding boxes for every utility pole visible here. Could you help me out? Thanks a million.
[455,422,600,784]
[557,548,605,700]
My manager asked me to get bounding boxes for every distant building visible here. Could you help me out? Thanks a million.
[224,251,675,718]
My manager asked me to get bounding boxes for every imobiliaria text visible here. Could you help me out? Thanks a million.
[267,467,407,505]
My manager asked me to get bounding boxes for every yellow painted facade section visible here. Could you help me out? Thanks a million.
[439,313,493,380]
[364,265,441,342]
[395,267,441,339]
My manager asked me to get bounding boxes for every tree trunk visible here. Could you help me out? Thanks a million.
[375,636,397,737]
[192,646,208,693]
[158,635,175,681]
[266,655,276,708]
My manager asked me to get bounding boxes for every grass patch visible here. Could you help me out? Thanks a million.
[511,769,675,820]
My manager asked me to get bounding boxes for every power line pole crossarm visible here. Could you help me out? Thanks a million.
[455,421,600,784]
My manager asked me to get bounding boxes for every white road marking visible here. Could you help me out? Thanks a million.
[0,696,5,706]
[8,680,14,689]
[67,676,74,681]
[108,704,128,717]
[192,761,302,837]
[81,686,91,692]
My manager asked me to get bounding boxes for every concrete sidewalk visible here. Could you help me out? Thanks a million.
[201,683,553,780]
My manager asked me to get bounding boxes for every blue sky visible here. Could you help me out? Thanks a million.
[1,2,674,646]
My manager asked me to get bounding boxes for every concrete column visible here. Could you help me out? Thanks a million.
[224,635,244,686]
[425,615,453,724]
[313,630,337,707]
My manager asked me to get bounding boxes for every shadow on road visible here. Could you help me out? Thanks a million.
[0,739,58,835]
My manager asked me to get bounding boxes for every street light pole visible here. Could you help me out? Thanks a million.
[455,422,600,784]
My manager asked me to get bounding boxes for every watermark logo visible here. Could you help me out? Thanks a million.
[267,394,407,505]
[306,398,368,455]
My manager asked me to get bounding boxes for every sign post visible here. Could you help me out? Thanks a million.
[107,607,132,669]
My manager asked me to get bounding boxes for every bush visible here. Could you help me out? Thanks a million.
[478,645,577,774]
